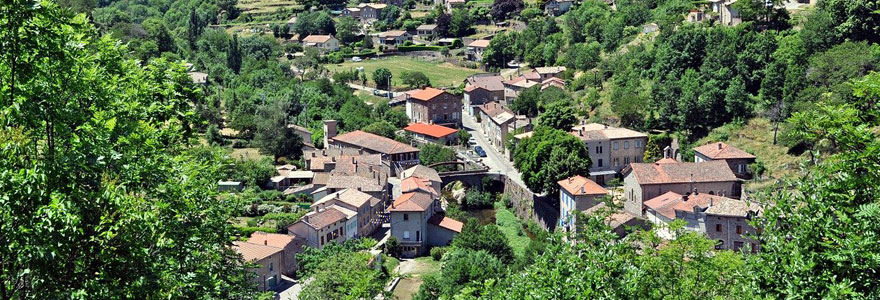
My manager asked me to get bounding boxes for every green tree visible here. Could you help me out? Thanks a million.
[448,8,472,37]
[227,34,242,74]
[483,32,516,69]
[402,71,431,88]
[536,102,576,131]
[253,100,303,162]
[514,126,591,194]
[0,2,254,298]
[300,252,389,300]
[362,120,398,139]
[416,248,506,299]
[373,68,392,90]
[490,0,523,21]
[419,143,457,171]
[510,85,540,117]
[335,16,360,44]
[453,221,515,264]
[643,135,663,162]
[187,9,203,50]
[457,128,472,145]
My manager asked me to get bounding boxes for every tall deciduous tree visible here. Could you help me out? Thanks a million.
[513,126,592,194]
[254,100,303,163]
[373,68,392,90]
[490,0,523,21]
[227,34,242,74]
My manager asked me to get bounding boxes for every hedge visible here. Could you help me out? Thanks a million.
[234,226,277,236]
[342,51,377,58]
[397,45,445,52]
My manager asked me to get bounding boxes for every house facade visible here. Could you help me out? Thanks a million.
[557,175,608,232]
[466,40,490,61]
[232,241,284,291]
[374,30,412,47]
[325,122,420,175]
[247,232,306,277]
[301,35,339,52]
[358,3,387,20]
[477,102,515,156]
[287,206,350,248]
[622,160,741,217]
[463,74,505,115]
[709,0,741,26]
[311,188,382,238]
[544,0,573,16]
[693,142,756,179]
[405,87,462,128]
[570,123,648,185]
[416,24,438,38]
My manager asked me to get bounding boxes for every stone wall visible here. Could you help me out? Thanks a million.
[502,176,558,231]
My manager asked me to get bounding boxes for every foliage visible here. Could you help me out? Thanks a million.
[293,11,336,37]
[296,239,377,276]
[490,0,523,21]
[0,3,255,297]
[300,252,389,300]
[419,143,457,171]
[536,101,577,131]
[397,45,446,52]
[253,100,304,162]
[483,32,516,69]
[457,128,472,145]
[448,8,473,37]
[430,246,449,261]
[452,221,515,264]
[402,71,432,88]
[373,68,393,90]
[463,190,494,209]
[416,248,505,299]
[335,16,361,44]
[362,120,399,139]
[514,126,592,194]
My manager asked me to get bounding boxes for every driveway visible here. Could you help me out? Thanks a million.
[461,112,526,188]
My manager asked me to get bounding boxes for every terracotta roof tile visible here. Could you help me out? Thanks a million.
[247,232,298,249]
[408,87,446,101]
[468,39,490,48]
[233,241,283,262]
[302,207,348,228]
[331,130,419,155]
[693,142,756,160]
[314,188,378,209]
[401,176,438,197]
[389,191,434,212]
[404,123,458,138]
[302,35,334,43]
[401,165,441,182]
[428,214,463,232]
[570,123,647,141]
[627,160,737,185]
[557,175,607,196]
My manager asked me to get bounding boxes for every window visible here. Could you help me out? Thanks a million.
[613,142,619,150]
[320,236,324,245]
[624,141,630,149]
[738,164,747,174]
[751,243,758,254]
[734,241,744,250]
[403,214,409,221]
[269,263,274,272]
[416,231,420,241]
[624,157,630,164]
[716,224,723,232]
[635,140,642,148]
[635,156,642,163]
[598,159,603,167]
[613,158,619,167]
[596,146,603,154]
[404,231,410,239]
[736,225,743,234]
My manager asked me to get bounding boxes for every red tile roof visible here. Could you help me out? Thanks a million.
[468,39,490,48]
[248,232,297,248]
[233,241,283,262]
[302,35,334,43]
[644,191,737,219]
[428,214,464,233]
[693,142,756,160]
[402,165,441,182]
[401,176,438,196]
[389,191,434,212]
[331,130,419,155]
[626,160,737,185]
[404,123,458,138]
[304,207,348,228]
[557,175,607,196]
[409,87,446,101]
[655,157,679,164]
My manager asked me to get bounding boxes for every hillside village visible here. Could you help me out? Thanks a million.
[7,0,880,299]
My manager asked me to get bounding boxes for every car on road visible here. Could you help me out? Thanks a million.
[373,90,388,97]
[474,146,487,157]
[467,137,477,146]
[351,57,362,62]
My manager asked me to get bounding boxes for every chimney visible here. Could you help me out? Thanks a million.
[682,193,689,202]
[580,186,585,194]
[693,188,698,195]
[323,120,338,148]
[709,197,714,207]
[718,143,723,150]
[264,240,268,245]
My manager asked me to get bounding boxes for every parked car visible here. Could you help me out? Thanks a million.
[373,90,388,97]
[467,137,477,146]
[351,57,362,62]
[474,146,487,157]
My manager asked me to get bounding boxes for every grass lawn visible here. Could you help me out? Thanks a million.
[392,256,443,300]
[494,202,531,256]
[231,147,269,160]
[696,118,808,190]
[326,56,479,89]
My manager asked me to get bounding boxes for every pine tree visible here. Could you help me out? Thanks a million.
[187,9,203,50]
[227,34,242,74]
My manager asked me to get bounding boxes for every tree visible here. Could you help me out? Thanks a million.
[510,85,540,117]
[300,252,389,300]
[0,2,254,297]
[416,248,505,299]
[362,120,398,139]
[206,124,224,145]
[514,126,592,194]
[373,68,392,90]
[816,0,880,43]
[401,71,431,89]
[419,143,457,171]
[436,12,451,36]
[483,32,516,69]
[187,9,203,50]
[448,8,472,37]
[490,0,524,21]
[335,16,360,44]
[227,34,242,74]
[457,129,472,145]
[293,11,336,37]
[643,135,663,162]
[452,221,515,263]
[254,100,303,163]
[536,102,576,131]
[142,17,175,54]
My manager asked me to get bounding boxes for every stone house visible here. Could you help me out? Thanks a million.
[325,121,420,175]
[405,87,462,128]
[404,123,459,146]
[477,101,515,156]
[246,232,306,277]
[358,3,387,21]
[709,0,741,26]
[301,35,339,52]
[570,123,648,185]
[311,188,383,238]
[232,241,284,291]
[557,175,608,231]
[622,159,741,217]
[693,142,756,179]
[416,24,438,38]
[287,206,351,248]
[388,190,462,257]
[534,66,567,80]
[342,7,361,19]
[463,74,505,115]
[374,30,412,47]
[643,191,761,252]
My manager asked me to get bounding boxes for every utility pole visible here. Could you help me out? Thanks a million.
[388,74,393,100]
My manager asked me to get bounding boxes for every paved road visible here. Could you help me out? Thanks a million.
[347,83,404,99]
[461,111,526,188]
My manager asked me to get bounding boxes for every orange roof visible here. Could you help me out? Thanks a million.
[331,130,419,154]
[401,176,438,196]
[693,142,756,160]
[233,241,283,262]
[655,157,679,164]
[468,39,490,48]
[428,214,463,233]
[404,123,458,138]
[644,191,734,219]
[248,232,297,248]
[557,175,607,196]
[389,191,434,212]
[409,87,446,101]
[302,35,334,43]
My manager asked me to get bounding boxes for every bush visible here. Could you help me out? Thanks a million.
[385,236,402,257]
[463,190,493,209]
[398,45,445,52]
[430,246,448,261]
[235,226,277,236]
[231,139,249,148]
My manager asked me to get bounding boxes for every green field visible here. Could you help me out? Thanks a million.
[327,56,479,89]
[494,202,531,256]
